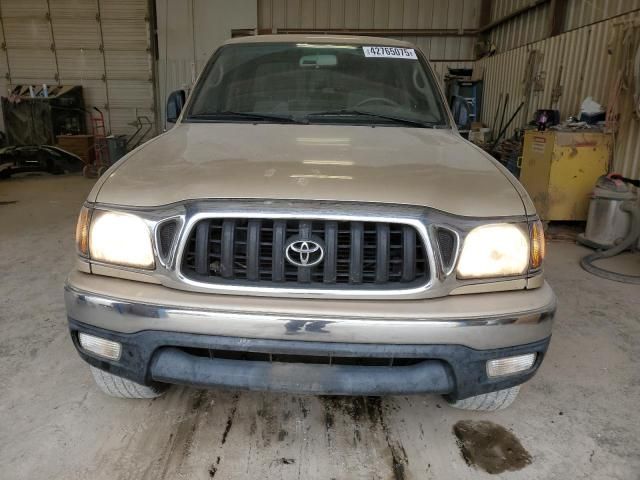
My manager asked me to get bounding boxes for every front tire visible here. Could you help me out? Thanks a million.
[89,366,168,399]
[446,386,520,411]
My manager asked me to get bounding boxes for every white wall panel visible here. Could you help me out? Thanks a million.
[257,0,480,61]
[155,0,257,129]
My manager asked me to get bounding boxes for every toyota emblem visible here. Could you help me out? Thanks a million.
[285,236,325,267]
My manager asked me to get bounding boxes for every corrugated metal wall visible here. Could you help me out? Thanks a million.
[489,0,550,52]
[565,0,640,30]
[489,0,640,53]
[478,9,640,178]
[0,0,155,137]
[257,0,480,61]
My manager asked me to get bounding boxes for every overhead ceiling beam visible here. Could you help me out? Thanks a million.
[548,0,568,37]
[479,0,493,29]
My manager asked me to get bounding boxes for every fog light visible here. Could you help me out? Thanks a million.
[78,333,122,360]
[486,353,536,377]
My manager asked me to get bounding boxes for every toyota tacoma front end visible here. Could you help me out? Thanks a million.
[65,35,555,410]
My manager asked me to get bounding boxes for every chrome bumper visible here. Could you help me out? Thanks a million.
[64,271,556,350]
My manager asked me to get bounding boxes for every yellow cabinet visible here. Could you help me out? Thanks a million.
[520,130,611,221]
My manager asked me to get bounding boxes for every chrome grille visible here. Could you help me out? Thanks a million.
[180,218,429,288]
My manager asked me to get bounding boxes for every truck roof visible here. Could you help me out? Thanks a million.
[223,34,415,48]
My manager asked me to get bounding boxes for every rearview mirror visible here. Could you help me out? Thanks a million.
[299,54,337,67]
[166,90,186,123]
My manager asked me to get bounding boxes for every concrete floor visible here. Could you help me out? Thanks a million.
[1,174,639,480]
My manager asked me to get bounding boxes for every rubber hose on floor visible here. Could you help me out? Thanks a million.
[580,201,640,284]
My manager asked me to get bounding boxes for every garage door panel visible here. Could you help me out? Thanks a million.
[0,54,8,79]
[0,0,48,17]
[52,20,101,48]
[49,0,98,19]
[77,80,108,109]
[101,19,149,50]
[109,107,154,139]
[107,80,154,109]
[3,18,52,48]
[104,51,151,80]
[0,0,156,138]
[10,77,58,89]
[57,49,104,81]
[8,50,56,79]
[99,0,148,19]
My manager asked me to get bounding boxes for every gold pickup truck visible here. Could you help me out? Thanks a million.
[65,35,555,411]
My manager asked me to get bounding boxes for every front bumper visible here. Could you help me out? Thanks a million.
[69,319,550,400]
[64,271,555,399]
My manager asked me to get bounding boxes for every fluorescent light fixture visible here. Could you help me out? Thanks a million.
[296,43,357,49]
[302,160,354,165]
[290,174,353,180]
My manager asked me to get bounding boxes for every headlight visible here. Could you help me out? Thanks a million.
[457,223,529,279]
[89,210,155,269]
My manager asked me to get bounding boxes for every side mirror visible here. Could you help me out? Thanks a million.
[166,90,186,123]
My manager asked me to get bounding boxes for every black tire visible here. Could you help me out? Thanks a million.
[446,386,520,411]
[89,366,168,399]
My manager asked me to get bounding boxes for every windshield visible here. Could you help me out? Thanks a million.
[185,42,448,127]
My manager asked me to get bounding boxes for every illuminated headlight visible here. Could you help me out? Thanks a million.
[78,333,122,360]
[457,224,529,278]
[89,210,155,269]
[487,353,536,377]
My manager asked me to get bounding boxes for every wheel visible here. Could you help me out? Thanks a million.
[89,366,168,399]
[97,165,109,177]
[446,386,520,411]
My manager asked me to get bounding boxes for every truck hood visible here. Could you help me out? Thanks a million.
[92,123,528,217]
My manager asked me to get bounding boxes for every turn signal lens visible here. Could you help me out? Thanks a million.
[486,353,536,377]
[78,333,122,360]
[75,207,91,257]
[530,220,545,270]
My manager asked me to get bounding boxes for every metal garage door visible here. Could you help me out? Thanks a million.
[0,0,156,139]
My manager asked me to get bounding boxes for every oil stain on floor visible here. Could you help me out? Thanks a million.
[453,420,532,474]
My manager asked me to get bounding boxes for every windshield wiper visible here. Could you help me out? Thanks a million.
[188,111,306,124]
[307,109,440,128]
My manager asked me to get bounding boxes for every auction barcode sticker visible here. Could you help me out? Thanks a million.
[363,46,417,59]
